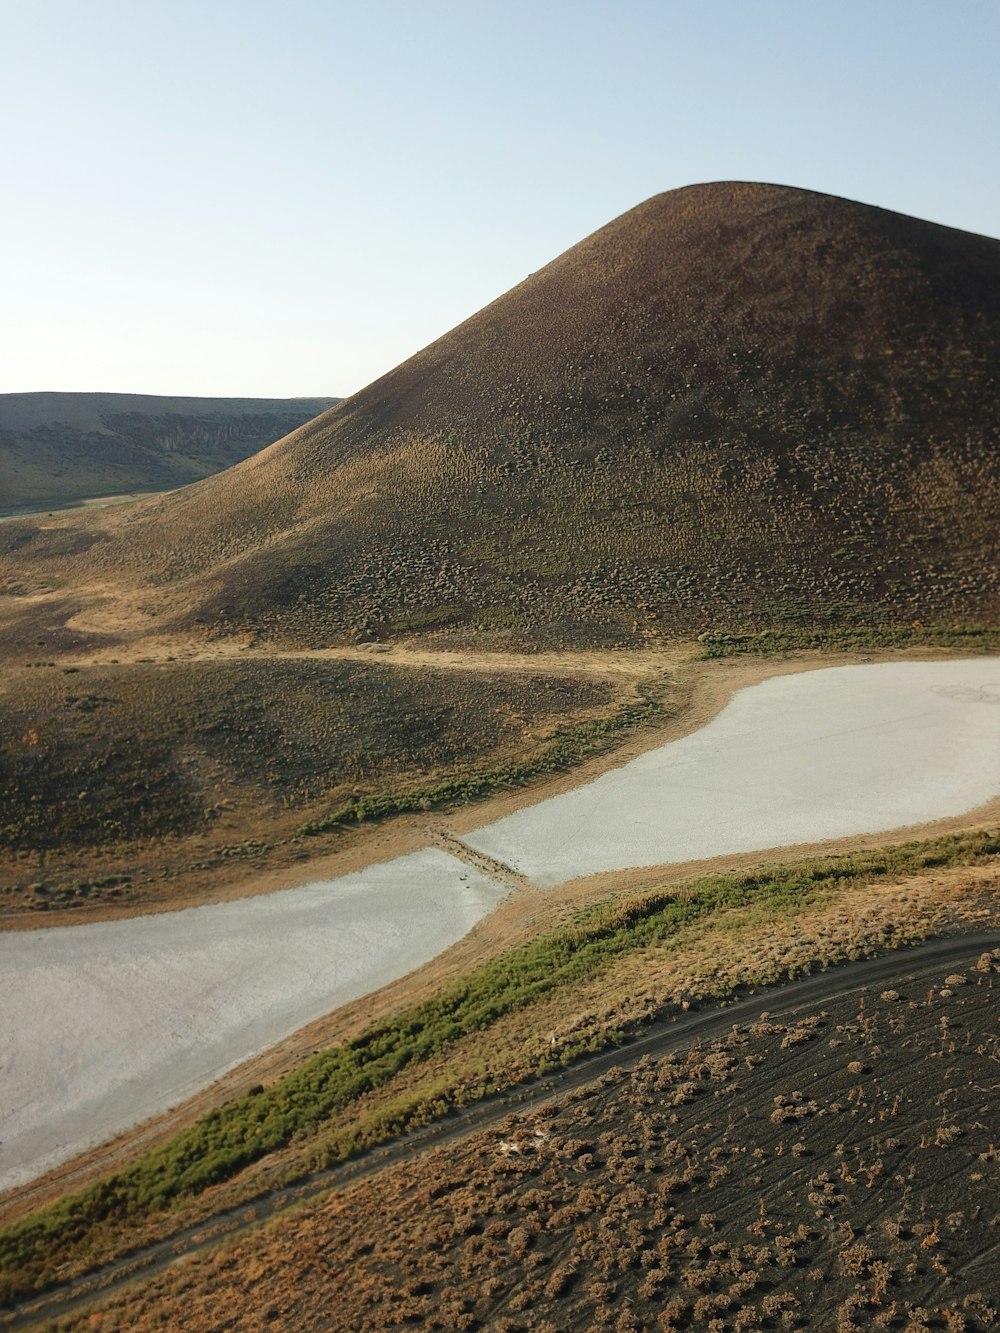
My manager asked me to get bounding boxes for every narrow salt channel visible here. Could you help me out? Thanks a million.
[464,658,1000,885]
[0,850,503,1194]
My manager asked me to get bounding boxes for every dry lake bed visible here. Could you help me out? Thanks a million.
[3,656,1000,1194]
[0,851,503,1194]
[466,657,1000,883]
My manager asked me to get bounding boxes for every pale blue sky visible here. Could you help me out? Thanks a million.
[3,0,998,398]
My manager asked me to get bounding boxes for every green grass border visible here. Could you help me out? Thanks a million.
[698,624,1000,659]
[2,826,998,1301]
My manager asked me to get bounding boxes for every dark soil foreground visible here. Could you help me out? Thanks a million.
[45,943,1000,1332]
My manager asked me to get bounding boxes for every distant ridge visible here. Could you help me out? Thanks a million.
[0,392,339,510]
[4,182,999,647]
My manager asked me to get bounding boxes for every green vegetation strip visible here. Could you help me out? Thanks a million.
[698,624,1000,659]
[298,685,665,835]
[2,827,999,1300]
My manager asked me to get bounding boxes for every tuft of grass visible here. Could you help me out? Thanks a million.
[1,826,998,1302]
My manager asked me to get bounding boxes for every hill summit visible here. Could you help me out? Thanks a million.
[5,182,1000,648]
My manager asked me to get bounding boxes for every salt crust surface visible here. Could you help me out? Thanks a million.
[4,658,1000,1193]
[465,658,1000,885]
[0,851,503,1193]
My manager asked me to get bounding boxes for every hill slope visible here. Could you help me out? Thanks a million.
[3,182,999,648]
[0,392,339,511]
[28,936,1000,1331]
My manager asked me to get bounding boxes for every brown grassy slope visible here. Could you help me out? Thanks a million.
[0,392,339,511]
[59,948,1000,1332]
[3,182,1000,650]
[0,657,617,911]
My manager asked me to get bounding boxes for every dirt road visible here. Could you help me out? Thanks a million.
[4,929,997,1330]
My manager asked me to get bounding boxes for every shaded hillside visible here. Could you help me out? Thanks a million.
[0,392,338,511]
[0,655,611,867]
[4,183,1000,648]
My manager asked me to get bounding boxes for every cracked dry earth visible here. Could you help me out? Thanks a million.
[59,949,1000,1333]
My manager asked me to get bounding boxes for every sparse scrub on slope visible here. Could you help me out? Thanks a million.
[698,624,1000,659]
[84,960,999,1332]
[298,683,665,835]
[0,658,614,874]
[4,183,1000,651]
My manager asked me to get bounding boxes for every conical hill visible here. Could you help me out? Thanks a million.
[7,182,1000,648]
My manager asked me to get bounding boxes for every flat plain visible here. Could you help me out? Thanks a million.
[0,849,503,1194]
[465,658,1000,883]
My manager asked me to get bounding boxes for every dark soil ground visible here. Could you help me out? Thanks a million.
[47,943,1000,1332]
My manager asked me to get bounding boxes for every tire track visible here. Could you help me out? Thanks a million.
[2,930,998,1330]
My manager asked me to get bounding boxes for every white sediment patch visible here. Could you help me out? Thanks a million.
[5,657,1000,1195]
[464,658,1000,886]
[0,850,503,1194]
